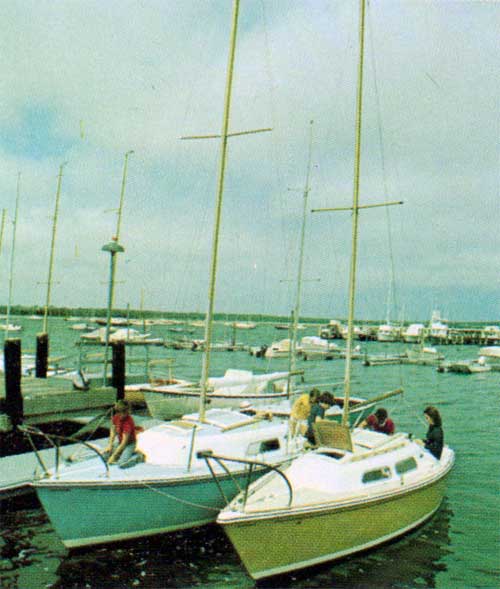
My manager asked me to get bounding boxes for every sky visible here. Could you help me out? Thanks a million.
[0,0,498,322]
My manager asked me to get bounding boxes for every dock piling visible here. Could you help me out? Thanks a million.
[36,333,49,378]
[112,341,125,400]
[4,338,23,426]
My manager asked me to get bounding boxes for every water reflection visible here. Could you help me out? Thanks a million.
[1,500,453,588]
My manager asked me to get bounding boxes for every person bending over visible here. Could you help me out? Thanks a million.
[360,407,395,435]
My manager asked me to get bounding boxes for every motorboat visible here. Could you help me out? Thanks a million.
[445,358,491,374]
[0,323,22,332]
[341,325,363,340]
[264,338,294,359]
[80,327,163,345]
[478,346,500,367]
[216,426,454,580]
[402,323,425,343]
[376,324,401,342]
[108,328,164,345]
[405,346,444,366]
[318,320,343,340]
[299,336,342,360]
[32,409,305,548]
[428,311,449,344]
[80,327,115,341]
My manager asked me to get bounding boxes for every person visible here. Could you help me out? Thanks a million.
[104,400,139,467]
[423,405,444,459]
[305,391,335,445]
[289,388,320,437]
[360,407,395,435]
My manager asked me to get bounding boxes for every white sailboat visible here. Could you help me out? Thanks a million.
[214,1,454,580]
[32,0,306,549]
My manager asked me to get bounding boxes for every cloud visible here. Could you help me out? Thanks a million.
[0,1,497,321]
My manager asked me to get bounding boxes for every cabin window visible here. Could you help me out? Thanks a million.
[362,466,391,484]
[395,457,417,475]
[246,439,280,456]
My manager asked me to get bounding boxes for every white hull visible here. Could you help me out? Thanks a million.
[144,390,292,420]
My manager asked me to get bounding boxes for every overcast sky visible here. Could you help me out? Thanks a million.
[0,0,497,322]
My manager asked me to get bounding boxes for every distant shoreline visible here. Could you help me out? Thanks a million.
[0,306,496,328]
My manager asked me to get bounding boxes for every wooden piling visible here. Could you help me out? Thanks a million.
[4,338,23,426]
[112,341,125,400]
[36,332,49,378]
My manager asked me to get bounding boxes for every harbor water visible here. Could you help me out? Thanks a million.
[1,317,499,588]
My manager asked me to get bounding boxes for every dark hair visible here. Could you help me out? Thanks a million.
[424,406,441,426]
[374,408,388,422]
[309,388,320,401]
[319,391,334,406]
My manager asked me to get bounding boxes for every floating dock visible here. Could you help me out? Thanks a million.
[0,375,117,432]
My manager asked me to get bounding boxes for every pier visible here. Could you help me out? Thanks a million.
[0,375,116,432]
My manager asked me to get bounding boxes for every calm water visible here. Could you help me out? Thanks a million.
[1,317,499,589]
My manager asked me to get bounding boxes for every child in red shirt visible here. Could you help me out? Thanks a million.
[105,400,138,466]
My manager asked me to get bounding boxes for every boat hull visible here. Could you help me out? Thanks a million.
[144,391,290,420]
[36,470,261,549]
[221,473,450,580]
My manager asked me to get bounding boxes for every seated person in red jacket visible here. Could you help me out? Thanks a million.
[104,400,138,466]
[360,407,395,435]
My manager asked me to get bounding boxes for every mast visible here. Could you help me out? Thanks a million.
[42,163,66,334]
[289,120,315,374]
[5,173,21,334]
[0,209,6,256]
[198,0,240,422]
[102,150,133,384]
[341,0,367,426]
[311,0,402,426]
[115,150,134,243]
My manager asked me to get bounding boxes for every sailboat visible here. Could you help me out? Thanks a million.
[213,1,455,580]
[32,0,306,549]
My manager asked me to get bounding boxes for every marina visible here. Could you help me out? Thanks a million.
[0,318,498,587]
[0,0,498,588]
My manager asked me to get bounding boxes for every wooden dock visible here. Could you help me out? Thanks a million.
[0,375,117,432]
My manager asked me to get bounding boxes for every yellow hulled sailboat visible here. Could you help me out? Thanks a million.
[213,0,455,580]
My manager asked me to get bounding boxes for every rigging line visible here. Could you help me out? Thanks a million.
[131,479,221,512]
[367,1,400,323]
[258,0,293,288]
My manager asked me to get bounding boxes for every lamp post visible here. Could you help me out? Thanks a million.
[101,239,124,385]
